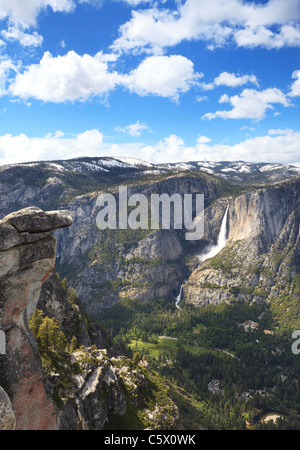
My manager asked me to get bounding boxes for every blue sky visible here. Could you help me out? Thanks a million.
[0,0,300,165]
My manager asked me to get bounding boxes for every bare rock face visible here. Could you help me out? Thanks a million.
[0,207,73,430]
[53,174,222,312]
[56,349,128,430]
[38,272,105,349]
[3,206,73,233]
[0,386,16,430]
[133,230,182,262]
[184,179,300,307]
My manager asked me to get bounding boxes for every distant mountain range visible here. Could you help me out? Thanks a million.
[1,156,300,186]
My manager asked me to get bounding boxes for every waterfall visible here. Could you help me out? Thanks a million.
[175,284,183,310]
[197,206,229,264]
[174,206,229,309]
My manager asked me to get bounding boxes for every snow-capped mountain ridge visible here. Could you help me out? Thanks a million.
[0,156,299,185]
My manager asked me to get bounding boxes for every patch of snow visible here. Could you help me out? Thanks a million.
[113,157,154,168]
[221,168,236,173]
[22,162,39,167]
[260,163,300,173]
[174,162,194,170]
[234,164,252,173]
[198,161,221,168]
[142,169,166,175]
[101,158,133,169]
[70,161,109,172]
[200,167,214,174]
[259,164,282,172]
[48,163,66,171]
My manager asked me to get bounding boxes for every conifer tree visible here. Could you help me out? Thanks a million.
[69,335,78,353]
[29,309,45,337]
[37,317,60,351]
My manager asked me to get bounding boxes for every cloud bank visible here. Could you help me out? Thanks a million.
[9,51,200,102]
[111,0,300,53]
[0,128,300,166]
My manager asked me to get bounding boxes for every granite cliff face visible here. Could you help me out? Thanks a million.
[0,207,73,430]
[183,179,300,315]
[53,174,224,313]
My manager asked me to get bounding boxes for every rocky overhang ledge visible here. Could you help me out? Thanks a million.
[0,206,73,430]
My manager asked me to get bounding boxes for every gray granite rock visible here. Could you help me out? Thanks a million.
[0,207,73,430]
[3,206,73,233]
[0,386,16,430]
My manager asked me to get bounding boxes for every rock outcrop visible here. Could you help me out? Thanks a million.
[37,273,105,349]
[0,386,16,430]
[34,273,180,430]
[55,348,128,430]
[0,207,73,430]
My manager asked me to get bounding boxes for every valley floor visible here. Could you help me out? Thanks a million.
[99,297,300,430]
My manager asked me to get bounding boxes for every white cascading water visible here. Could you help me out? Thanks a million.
[175,206,229,309]
[175,284,183,310]
[197,205,229,264]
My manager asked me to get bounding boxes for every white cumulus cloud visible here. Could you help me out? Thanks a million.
[0,0,76,27]
[123,54,201,100]
[0,58,19,96]
[0,129,104,165]
[200,71,259,90]
[289,70,300,97]
[136,129,300,165]
[8,52,199,102]
[9,50,121,102]
[1,22,43,47]
[234,24,300,49]
[10,51,201,103]
[111,0,300,53]
[202,87,291,121]
[0,128,300,167]
[115,120,149,137]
